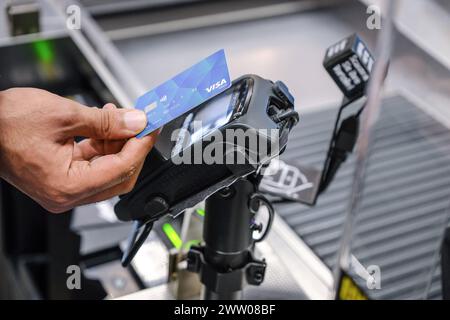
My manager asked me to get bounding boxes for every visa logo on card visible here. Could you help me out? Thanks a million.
[135,49,231,138]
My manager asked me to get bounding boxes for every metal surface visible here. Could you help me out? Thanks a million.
[276,95,450,299]
[80,0,204,16]
[113,7,354,112]
[112,0,450,120]
[97,0,344,41]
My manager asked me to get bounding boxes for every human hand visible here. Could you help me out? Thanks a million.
[0,88,157,213]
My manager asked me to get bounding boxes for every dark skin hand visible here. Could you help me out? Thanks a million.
[0,87,158,213]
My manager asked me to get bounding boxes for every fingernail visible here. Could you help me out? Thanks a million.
[123,110,147,132]
[103,103,117,110]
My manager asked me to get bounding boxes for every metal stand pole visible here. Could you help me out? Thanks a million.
[188,178,267,300]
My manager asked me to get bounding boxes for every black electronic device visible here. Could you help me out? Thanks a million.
[323,33,374,101]
[113,34,383,300]
[115,74,298,267]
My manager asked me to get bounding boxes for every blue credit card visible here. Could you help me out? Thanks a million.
[135,49,231,138]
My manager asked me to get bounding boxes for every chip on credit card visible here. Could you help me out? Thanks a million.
[135,49,231,138]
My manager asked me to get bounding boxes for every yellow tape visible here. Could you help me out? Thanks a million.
[338,274,369,300]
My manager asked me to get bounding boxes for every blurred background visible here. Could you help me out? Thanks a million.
[0,0,449,300]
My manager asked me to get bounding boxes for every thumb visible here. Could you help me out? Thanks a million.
[70,103,147,139]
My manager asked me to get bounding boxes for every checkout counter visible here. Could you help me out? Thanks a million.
[0,0,449,300]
